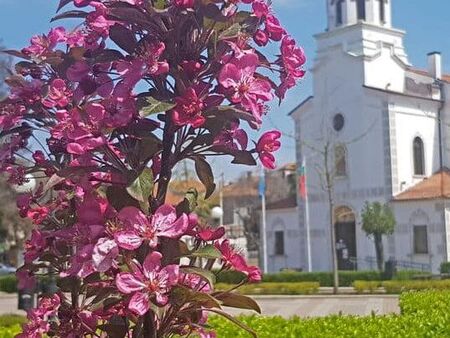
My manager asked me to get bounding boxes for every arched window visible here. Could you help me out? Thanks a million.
[336,0,344,26]
[357,0,366,21]
[379,0,387,23]
[413,137,425,176]
[335,144,347,177]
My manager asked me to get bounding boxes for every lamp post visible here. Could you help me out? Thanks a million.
[211,206,224,227]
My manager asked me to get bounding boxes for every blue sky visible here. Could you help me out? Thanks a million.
[1,0,450,180]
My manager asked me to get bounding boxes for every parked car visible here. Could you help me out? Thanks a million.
[0,263,16,275]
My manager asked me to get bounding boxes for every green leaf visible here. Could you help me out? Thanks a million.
[181,267,216,287]
[231,151,257,166]
[126,168,154,203]
[172,286,222,309]
[140,97,176,117]
[109,24,137,54]
[194,157,216,199]
[153,0,166,10]
[190,245,222,259]
[214,292,261,314]
[219,23,242,40]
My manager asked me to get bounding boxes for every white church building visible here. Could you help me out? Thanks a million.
[268,0,450,274]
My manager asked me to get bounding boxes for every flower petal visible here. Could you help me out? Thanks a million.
[115,231,143,250]
[128,291,150,316]
[116,272,145,294]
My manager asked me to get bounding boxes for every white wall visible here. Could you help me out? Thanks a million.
[392,200,449,273]
[265,207,301,273]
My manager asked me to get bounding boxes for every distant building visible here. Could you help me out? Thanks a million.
[286,0,450,273]
[223,164,296,265]
[264,196,300,273]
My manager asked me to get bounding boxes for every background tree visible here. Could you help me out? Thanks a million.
[361,201,396,272]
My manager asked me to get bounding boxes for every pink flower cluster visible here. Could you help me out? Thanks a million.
[0,0,305,337]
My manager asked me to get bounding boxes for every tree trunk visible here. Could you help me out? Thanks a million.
[324,145,339,294]
[374,233,384,272]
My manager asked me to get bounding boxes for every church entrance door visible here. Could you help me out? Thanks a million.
[335,207,357,270]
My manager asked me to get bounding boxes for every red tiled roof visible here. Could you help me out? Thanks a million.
[394,169,450,201]
[266,196,297,210]
[407,67,450,83]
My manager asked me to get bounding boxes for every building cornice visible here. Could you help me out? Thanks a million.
[315,22,406,40]
[363,85,443,103]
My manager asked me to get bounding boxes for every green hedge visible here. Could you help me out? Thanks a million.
[441,262,450,274]
[382,279,450,294]
[216,282,320,295]
[216,270,384,286]
[0,276,17,294]
[209,290,450,338]
[0,326,21,338]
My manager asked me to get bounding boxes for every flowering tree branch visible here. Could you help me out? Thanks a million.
[0,0,305,337]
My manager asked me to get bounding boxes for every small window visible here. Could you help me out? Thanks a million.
[335,145,347,177]
[333,113,345,131]
[357,0,366,21]
[379,0,386,23]
[274,231,285,256]
[413,137,425,176]
[413,225,428,254]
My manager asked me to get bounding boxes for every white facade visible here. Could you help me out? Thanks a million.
[265,203,301,273]
[288,0,450,273]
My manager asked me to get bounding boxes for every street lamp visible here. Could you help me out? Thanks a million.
[211,206,224,227]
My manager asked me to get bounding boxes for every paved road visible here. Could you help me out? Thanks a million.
[226,295,400,318]
[0,293,399,318]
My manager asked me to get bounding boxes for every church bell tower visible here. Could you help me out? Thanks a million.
[327,0,392,31]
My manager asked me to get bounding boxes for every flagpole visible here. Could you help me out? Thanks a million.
[302,156,312,272]
[260,167,268,274]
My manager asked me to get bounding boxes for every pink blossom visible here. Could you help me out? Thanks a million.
[197,226,226,242]
[276,35,306,99]
[214,120,248,151]
[67,61,113,98]
[27,207,50,225]
[115,205,188,250]
[216,239,261,283]
[172,87,205,127]
[42,79,72,109]
[254,29,269,47]
[265,14,285,41]
[86,4,114,37]
[252,1,269,18]
[92,237,119,272]
[219,53,273,120]
[256,130,281,169]
[116,251,179,315]
[24,230,46,263]
[171,0,195,8]
[22,27,66,57]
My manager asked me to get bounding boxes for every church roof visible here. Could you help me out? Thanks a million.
[407,67,450,83]
[265,196,298,210]
[393,169,450,201]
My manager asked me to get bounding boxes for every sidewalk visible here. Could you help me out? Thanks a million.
[0,292,399,318]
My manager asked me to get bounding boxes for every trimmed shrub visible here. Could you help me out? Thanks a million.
[209,290,450,338]
[216,282,320,295]
[261,271,382,287]
[382,279,450,294]
[352,280,381,294]
[392,270,431,280]
[0,275,17,294]
[440,262,450,274]
[0,314,26,328]
[0,325,21,338]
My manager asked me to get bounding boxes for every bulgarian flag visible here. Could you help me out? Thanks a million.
[299,157,307,200]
